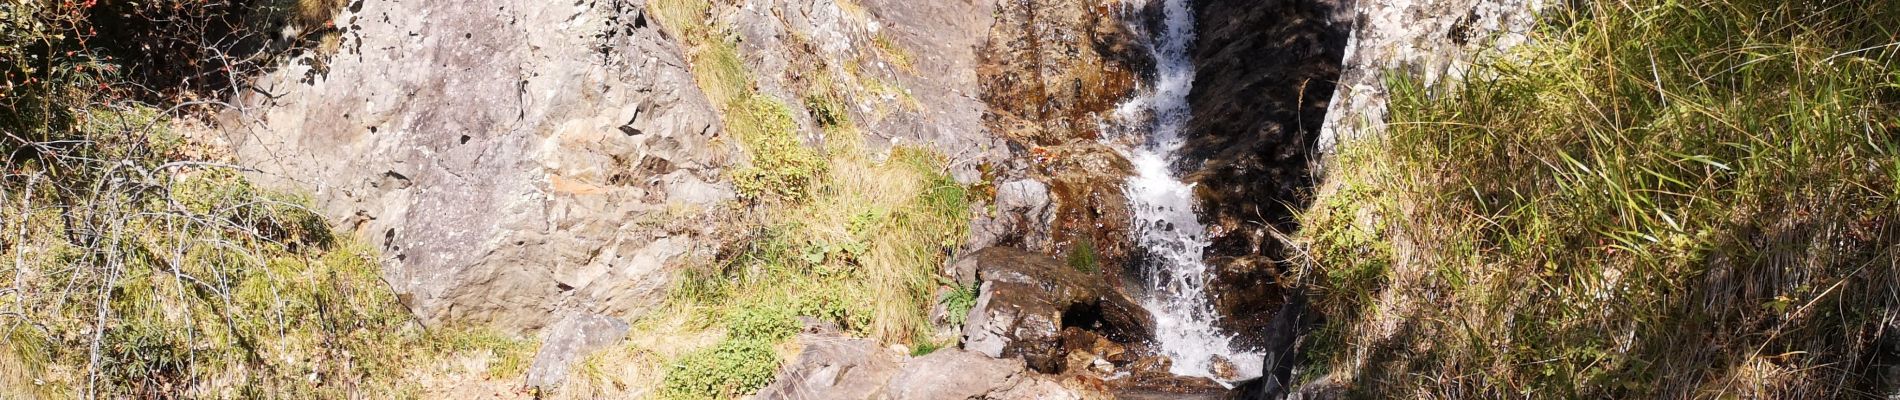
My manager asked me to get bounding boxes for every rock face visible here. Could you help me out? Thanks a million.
[964,179,1056,253]
[976,0,1150,269]
[957,247,1153,373]
[222,0,732,331]
[1174,0,1352,340]
[1317,0,1542,152]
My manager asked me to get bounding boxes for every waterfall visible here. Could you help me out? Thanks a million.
[1114,0,1264,383]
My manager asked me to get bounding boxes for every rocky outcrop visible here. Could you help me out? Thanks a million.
[976,0,1150,269]
[1316,0,1541,153]
[965,179,1057,253]
[723,0,1003,180]
[756,332,904,399]
[220,0,732,332]
[956,247,1152,374]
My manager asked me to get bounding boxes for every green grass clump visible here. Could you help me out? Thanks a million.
[1303,0,1900,398]
[659,338,780,399]
[659,146,970,398]
[729,94,827,201]
[650,0,825,202]
[648,2,972,397]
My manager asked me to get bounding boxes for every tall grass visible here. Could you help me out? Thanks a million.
[1302,0,1900,397]
[635,3,974,398]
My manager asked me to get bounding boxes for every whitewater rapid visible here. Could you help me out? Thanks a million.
[1114,0,1263,383]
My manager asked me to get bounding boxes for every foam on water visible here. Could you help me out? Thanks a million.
[1113,0,1263,384]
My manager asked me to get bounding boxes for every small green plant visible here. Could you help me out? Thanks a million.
[1066,237,1099,273]
[659,339,780,399]
[729,94,827,201]
[725,304,800,341]
[940,282,979,326]
[910,340,944,357]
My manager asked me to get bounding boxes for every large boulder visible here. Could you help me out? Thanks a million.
[957,247,1153,373]
[885,349,1105,400]
[755,333,904,400]
[222,0,731,332]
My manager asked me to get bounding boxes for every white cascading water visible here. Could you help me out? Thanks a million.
[1113,0,1263,383]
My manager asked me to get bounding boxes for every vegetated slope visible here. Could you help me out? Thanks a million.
[559,0,975,398]
[1300,0,1900,397]
[1,2,537,398]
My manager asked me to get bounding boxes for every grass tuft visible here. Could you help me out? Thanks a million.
[1302,0,1900,397]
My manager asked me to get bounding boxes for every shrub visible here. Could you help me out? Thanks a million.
[659,339,779,399]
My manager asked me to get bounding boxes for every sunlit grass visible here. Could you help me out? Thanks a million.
[1301,0,1900,397]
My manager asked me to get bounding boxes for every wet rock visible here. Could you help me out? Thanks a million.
[525,312,632,391]
[224,0,731,332]
[979,0,1148,147]
[974,0,1150,273]
[1060,328,1131,375]
[1180,0,1352,294]
[754,334,902,400]
[957,247,1154,373]
[1208,255,1286,347]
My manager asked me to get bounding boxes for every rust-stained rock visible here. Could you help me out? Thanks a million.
[974,0,1151,276]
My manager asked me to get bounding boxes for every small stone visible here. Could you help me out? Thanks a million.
[1210,355,1239,381]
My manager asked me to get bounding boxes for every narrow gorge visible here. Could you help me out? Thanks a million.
[5,0,1896,398]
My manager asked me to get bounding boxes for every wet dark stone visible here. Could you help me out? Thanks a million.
[1181,0,1351,347]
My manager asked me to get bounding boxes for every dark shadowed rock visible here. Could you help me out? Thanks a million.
[1208,255,1286,347]
[1231,292,1316,400]
[958,247,1153,374]
[525,312,632,391]
[1180,0,1351,321]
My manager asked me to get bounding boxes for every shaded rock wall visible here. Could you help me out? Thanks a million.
[1180,0,1352,340]
[222,0,732,331]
